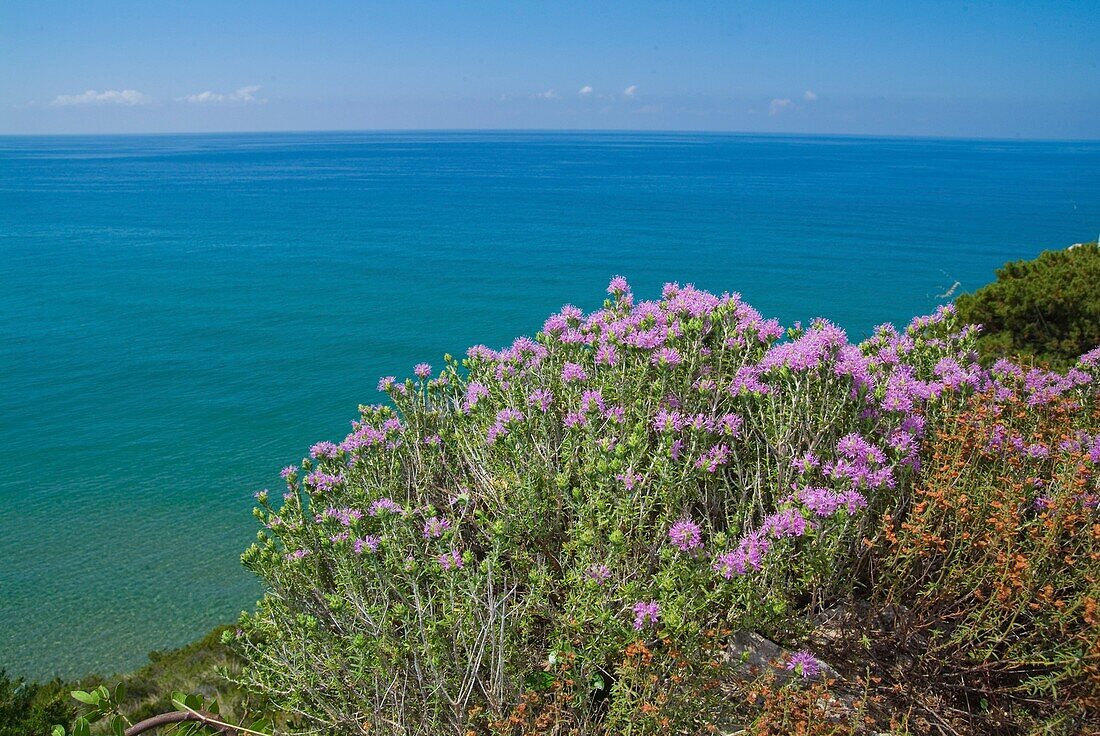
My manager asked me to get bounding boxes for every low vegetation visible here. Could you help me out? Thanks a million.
[955,242,1100,369]
[227,277,1099,734]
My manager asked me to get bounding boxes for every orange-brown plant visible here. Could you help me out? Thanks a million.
[869,386,1099,731]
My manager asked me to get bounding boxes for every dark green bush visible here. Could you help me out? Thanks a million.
[0,671,75,736]
[955,243,1100,369]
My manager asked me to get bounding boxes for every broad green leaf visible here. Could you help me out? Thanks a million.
[70,690,97,705]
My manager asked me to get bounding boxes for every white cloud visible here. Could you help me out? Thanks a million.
[769,98,792,116]
[51,89,152,107]
[532,89,560,100]
[803,89,818,101]
[578,85,593,96]
[182,85,264,104]
[623,85,637,97]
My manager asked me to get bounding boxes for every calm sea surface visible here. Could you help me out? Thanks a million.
[1,131,1098,678]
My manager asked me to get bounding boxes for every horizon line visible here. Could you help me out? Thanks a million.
[2,126,1098,145]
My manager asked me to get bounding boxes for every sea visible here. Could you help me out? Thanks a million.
[1,130,1098,679]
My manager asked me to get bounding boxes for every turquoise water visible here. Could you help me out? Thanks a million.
[1,131,1098,679]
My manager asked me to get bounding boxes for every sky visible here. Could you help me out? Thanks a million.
[2,1,1098,138]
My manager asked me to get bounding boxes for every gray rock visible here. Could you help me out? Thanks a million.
[726,630,838,683]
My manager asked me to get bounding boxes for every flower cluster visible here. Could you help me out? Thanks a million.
[632,600,660,631]
[668,518,702,551]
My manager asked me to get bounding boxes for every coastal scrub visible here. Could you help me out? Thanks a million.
[231,278,1099,734]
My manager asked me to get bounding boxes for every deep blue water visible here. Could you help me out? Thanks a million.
[1,131,1097,679]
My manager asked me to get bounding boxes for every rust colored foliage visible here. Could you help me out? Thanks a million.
[873,386,1100,726]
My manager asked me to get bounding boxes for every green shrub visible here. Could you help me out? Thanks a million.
[0,671,75,736]
[231,278,1099,734]
[955,243,1100,369]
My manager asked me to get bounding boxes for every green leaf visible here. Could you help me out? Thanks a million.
[71,717,90,736]
[249,717,274,734]
[70,690,98,705]
[524,670,555,691]
[51,726,66,736]
[113,681,126,704]
[110,715,126,736]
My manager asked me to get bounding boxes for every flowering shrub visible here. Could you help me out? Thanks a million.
[871,358,1100,727]
[231,278,1099,734]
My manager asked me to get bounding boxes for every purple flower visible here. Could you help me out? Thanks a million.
[464,382,490,412]
[668,518,702,551]
[616,469,642,491]
[562,362,588,382]
[596,343,619,366]
[798,486,867,517]
[321,506,364,526]
[717,413,743,437]
[354,535,380,554]
[714,532,771,577]
[608,275,631,295]
[439,549,464,572]
[280,465,298,479]
[487,407,524,444]
[763,508,809,539]
[670,439,684,461]
[651,347,682,367]
[527,388,553,412]
[729,365,771,395]
[793,452,819,473]
[632,600,660,631]
[653,408,683,432]
[586,563,611,585]
[786,650,822,679]
[580,389,605,413]
[377,376,397,391]
[564,412,587,428]
[304,471,344,493]
[414,363,432,379]
[695,444,732,473]
[368,497,404,516]
[466,345,498,361]
[603,405,625,422]
[423,516,451,539]
[285,548,311,561]
[310,441,340,459]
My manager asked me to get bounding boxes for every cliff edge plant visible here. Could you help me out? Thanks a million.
[231,278,1099,734]
[955,242,1100,369]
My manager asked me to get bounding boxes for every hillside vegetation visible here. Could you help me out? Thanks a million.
[229,278,1099,735]
[955,242,1100,369]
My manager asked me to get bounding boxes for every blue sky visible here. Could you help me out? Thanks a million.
[2,1,1098,138]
